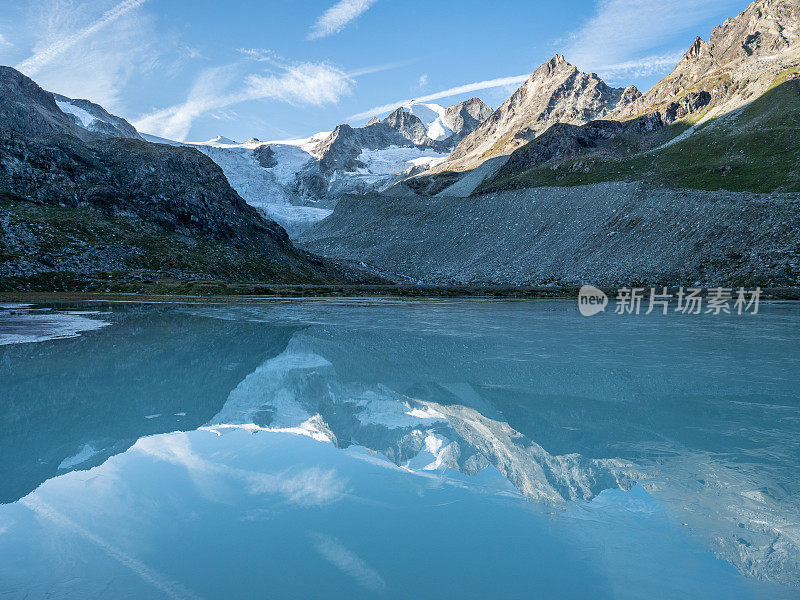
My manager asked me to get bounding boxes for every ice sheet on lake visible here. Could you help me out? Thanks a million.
[0,307,110,346]
[58,444,99,470]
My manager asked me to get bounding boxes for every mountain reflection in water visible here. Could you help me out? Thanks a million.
[0,301,798,599]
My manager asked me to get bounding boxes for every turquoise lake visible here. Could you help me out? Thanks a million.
[0,300,798,599]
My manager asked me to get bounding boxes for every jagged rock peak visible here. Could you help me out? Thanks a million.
[435,55,636,171]
[684,36,709,60]
[380,107,429,145]
[612,0,800,122]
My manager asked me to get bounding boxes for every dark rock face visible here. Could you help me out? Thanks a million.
[0,66,92,141]
[445,98,494,142]
[0,67,367,285]
[253,144,278,168]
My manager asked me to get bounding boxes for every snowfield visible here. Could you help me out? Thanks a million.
[139,115,453,239]
[142,133,334,238]
[55,100,97,128]
[406,102,454,141]
[352,146,448,176]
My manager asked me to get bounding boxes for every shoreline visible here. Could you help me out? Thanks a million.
[2,284,800,304]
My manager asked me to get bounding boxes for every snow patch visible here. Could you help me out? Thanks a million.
[56,100,97,128]
[353,146,449,176]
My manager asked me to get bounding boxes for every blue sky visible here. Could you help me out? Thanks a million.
[0,0,750,142]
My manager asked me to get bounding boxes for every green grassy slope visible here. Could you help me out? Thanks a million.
[477,76,800,195]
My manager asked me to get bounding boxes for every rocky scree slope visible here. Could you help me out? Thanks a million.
[299,182,800,287]
[0,66,370,289]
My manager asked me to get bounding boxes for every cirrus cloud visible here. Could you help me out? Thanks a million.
[16,0,148,76]
[563,0,743,80]
[308,0,379,40]
[135,61,354,141]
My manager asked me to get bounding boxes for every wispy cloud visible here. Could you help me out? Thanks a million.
[10,0,161,110]
[0,33,11,48]
[564,0,742,80]
[596,52,685,80]
[309,532,387,591]
[135,434,346,507]
[16,0,147,76]
[417,73,428,88]
[135,60,355,141]
[308,0,379,40]
[348,73,529,121]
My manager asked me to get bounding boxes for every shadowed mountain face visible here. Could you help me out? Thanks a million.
[0,66,372,287]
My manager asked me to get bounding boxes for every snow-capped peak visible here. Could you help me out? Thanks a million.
[403,102,453,141]
[202,135,239,146]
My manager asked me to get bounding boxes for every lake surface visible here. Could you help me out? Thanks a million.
[1,300,799,599]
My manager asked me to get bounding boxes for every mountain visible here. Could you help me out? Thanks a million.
[613,0,800,122]
[299,0,800,288]
[479,0,800,195]
[0,66,374,290]
[164,98,492,238]
[295,97,493,200]
[432,56,640,175]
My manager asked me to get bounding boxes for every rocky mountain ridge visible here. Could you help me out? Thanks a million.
[429,55,641,175]
[0,66,372,288]
[475,0,800,195]
[295,97,493,199]
[300,0,800,289]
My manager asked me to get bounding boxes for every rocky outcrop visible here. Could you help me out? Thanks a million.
[432,55,640,173]
[613,0,800,121]
[381,107,430,145]
[445,97,494,140]
[52,93,142,139]
[0,66,93,141]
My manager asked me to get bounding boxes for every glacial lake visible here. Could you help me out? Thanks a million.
[0,300,799,599]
